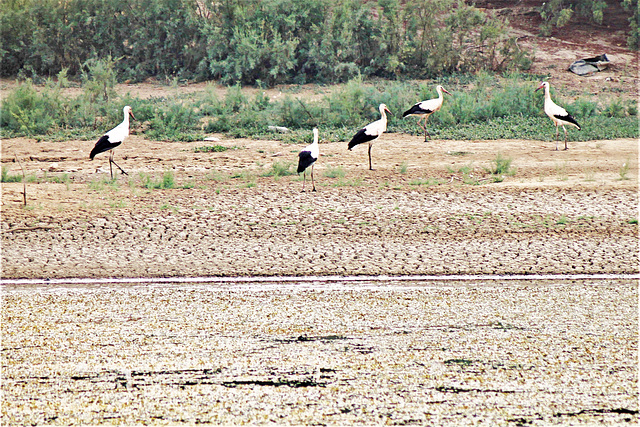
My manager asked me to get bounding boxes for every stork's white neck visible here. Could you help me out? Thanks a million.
[379,105,388,122]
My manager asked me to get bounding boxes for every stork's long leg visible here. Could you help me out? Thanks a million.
[563,125,568,150]
[554,126,560,151]
[109,150,128,177]
[302,170,306,192]
[423,117,432,142]
[109,151,114,179]
[311,164,316,192]
[368,143,373,171]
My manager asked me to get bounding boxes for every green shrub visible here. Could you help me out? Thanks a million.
[194,145,229,153]
[142,171,175,189]
[1,166,23,183]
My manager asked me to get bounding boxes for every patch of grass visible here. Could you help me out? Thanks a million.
[1,166,23,182]
[323,165,346,179]
[397,161,408,174]
[484,153,516,182]
[333,177,364,187]
[554,162,568,181]
[194,145,230,153]
[261,161,295,177]
[142,170,175,189]
[408,178,441,186]
[88,177,119,192]
[619,160,630,180]
[628,218,638,225]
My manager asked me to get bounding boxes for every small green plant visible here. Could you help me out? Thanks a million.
[323,165,346,179]
[556,215,569,225]
[628,218,638,225]
[397,161,408,174]
[194,145,229,153]
[142,170,175,189]
[1,166,23,182]
[554,162,569,181]
[262,161,295,177]
[619,161,630,180]
[485,153,516,182]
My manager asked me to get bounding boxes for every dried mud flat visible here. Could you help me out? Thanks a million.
[1,134,639,425]
[1,135,638,279]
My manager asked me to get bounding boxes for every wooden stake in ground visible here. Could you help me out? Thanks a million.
[14,153,26,206]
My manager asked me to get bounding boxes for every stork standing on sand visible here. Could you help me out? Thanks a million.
[297,127,320,192]
[348,103,392,170]
[402,85,451,142]
[535,81,581,150]
[90,106,135,178]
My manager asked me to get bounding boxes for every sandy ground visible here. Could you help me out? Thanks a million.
[1,135,638,279]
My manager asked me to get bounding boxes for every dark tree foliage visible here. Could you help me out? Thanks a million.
[6,0,636,84]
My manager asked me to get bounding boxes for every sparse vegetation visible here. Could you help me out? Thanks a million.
[2,73,638,143]
[485,153,516,182]
[619,161,631,180]
[1,166,23,183]
[323,165,346,179]
[194,145,230,153]
[142,171,176,189]
[262,161,295,178]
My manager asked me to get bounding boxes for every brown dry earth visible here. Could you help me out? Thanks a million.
[1,135,638,279]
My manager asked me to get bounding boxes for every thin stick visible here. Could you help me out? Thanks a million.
[14,153,26,206]
[297,98,316,126]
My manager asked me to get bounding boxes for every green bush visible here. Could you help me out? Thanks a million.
[1,73,638,142]
[1,0,535,84]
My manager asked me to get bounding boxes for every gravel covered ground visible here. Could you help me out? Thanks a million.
[2,279,638,425]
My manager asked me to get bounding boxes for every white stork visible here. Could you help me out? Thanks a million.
[535,81,581,150]
[297,127,319,192]
[402,85,451,142]
[90,105,135,178]
[348,103,392,170]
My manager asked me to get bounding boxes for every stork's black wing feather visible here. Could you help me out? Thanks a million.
[90,135,122,159]
[297,150,317,173]
[402,104,432,117]
[348,128,378,150]
[553,113,581,130]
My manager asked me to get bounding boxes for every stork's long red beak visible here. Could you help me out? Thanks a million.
[535,82,545,92]
[129,111,136,120]
[442,88,452,95]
